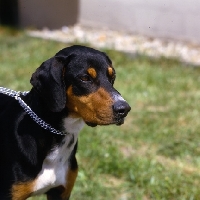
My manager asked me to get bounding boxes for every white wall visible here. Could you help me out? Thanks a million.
[79,0,200,43]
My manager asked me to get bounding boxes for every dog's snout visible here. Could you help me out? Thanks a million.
[113,100,131,118]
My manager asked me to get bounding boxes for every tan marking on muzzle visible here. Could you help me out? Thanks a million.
[66,86,114,125]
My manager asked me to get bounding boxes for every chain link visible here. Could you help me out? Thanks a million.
[0,87,66,136]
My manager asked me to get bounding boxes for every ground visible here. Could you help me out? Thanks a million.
[0,26,200,200]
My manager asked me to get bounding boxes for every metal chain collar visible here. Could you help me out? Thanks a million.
[0,87,66,136]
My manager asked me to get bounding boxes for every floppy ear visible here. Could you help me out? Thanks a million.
[30,57,66,112]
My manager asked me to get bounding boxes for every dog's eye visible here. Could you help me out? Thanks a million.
[110,79,115,85]
[109,74,116,85]
[79,75,91,82]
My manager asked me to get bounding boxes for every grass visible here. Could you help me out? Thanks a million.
[1,26,200,200]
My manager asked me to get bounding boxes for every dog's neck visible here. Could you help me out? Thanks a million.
[24,88,85,136]
[63,117,85,135]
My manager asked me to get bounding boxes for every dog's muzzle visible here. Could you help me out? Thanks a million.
[112,99,131,125]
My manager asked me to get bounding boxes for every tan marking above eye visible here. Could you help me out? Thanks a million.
[108,67,114,77]
[87,68,97,79]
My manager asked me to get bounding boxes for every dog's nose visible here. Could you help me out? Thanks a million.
[113,101,131,118]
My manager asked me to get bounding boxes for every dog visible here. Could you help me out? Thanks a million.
[0,45,131,200]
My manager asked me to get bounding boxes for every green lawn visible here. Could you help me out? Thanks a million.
[1,26,200,200]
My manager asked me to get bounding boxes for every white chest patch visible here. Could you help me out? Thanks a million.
[32,117,85,195]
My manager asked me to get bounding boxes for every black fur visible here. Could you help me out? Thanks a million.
[0,45,131,200]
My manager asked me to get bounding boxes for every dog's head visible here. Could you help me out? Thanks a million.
[31,45,131,126]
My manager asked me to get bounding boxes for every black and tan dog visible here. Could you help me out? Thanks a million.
[0,45,131,200]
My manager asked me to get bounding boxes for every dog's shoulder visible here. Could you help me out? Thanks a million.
[0,93,22,124]
[0,93,16,109]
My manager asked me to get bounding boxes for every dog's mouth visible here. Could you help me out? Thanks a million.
[115,118,125,126]
[85,117,125,127]
[85,122,98,127]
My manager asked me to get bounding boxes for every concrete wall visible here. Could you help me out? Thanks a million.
[79,0,200,43]
[18,0,79,29]
[17,0,200,43]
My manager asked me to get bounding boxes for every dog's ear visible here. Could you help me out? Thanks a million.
[30,57,66,112]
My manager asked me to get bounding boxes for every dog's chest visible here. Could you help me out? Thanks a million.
[32,117,85,195]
